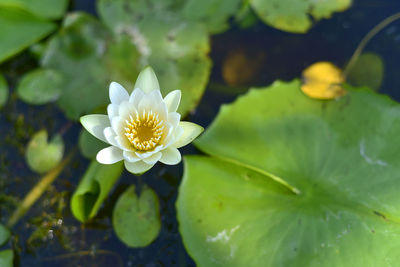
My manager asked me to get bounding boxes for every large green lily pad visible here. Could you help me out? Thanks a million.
[249,0,352,33]
[0,0,68,19]
[97,0,212,116]
[0,6,55,62]
[41,13,140,120]
[177,80,400,266]
[97,0,241,34]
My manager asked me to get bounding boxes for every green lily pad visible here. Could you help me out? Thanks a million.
[180,0,242,34]
[78,129,108,159]
[26,130,64,174]
[0,6,55,62]
[347,52,384,91]
[17,68,63,105]
[0,250,13,267]
[0,74,8,108]
[71,161,123,222]
[97,0,240,34]
[249,0,352,33]
[97,0,212,116]
[177,80,400,266]
[113,185,161,247]
[41,12,140,120]
[0,0,68,19]
[0,224,10,246]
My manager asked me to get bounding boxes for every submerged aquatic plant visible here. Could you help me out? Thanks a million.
[81,67,203,174]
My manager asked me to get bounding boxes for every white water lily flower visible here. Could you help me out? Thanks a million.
[80,67,204,174]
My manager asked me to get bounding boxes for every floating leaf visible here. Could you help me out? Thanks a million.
[97,0,212,115]
[26,130,64,174]
[0,0,68,19]
[0,6,55,62]
[347,52,384,91]
[113,185,161,247]
[301,61,346,99]
[78,129,108,159]
[97,0,241,34]
[0,250,13,267]
[181,0,242,34]
[177,80,400,266]
[0,74,8,108]
[249,0,352,33]
[0,224,10,246]
[16,68,63,105]
[234,2,259,29]
[41,13,111,119]
[41,12,140,120]
[71,161,123,222]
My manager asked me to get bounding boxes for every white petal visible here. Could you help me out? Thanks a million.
[96,146,123,164]
[173,122,204,148]
[118,101,137,119]
[124,160,154,174]
[129,88,145,107]
[143,152,162,164]
[153,101,168,121]
[134,67,160,93]
[80,114,110,143]
[104,127,118,147]
[159,147,181,165]
[109,82,129,104]
[138,91,162,113]
[168,112,181,129]
[107,104,119,120]
[116,136,133,151]
[123,151,141,162]
[163,125,183,148]
[111,117,124,135]
[163,90,181,112]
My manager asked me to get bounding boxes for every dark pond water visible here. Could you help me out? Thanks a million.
[1,0,400,266]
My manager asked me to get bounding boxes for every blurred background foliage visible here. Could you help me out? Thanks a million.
[0,0,400,266]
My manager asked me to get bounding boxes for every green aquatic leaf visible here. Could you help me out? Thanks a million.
[113,185,161,247]
[0,74,8,108]
[0,0,68,19]
[78,129,108,159]
[26,130,64,174]
[0,6,55,62]
[0,224,10,246]
[0,250,13,267]
[71,161,123,222]
[249,0,352,33]
[41,12,140,120]
[41,13,111,119]
[347,52,384,91]
[97,0,212,115]
[17,68,63,105]
[97,0,240,34]
[181,0,242,34]
[177,80,400,266]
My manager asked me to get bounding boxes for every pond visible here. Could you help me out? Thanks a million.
[1,0,400,266]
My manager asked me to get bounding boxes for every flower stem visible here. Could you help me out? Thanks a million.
[7,149,76,228]
[342,12,400,79]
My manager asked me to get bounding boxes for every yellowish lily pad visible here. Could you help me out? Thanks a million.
[301,61,346,99]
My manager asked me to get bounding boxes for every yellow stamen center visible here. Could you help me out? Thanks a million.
[124,110,164,151]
